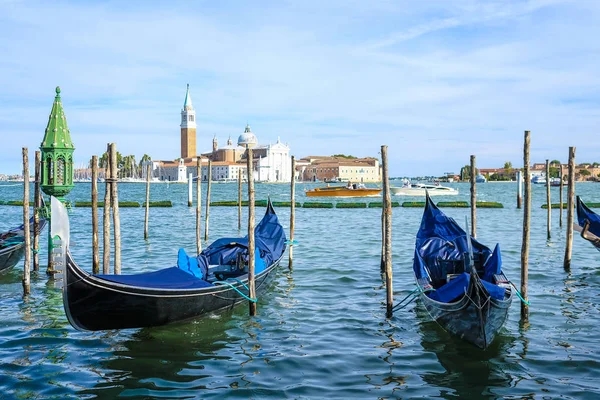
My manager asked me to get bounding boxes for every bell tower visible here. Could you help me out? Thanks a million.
[180,84,196,158]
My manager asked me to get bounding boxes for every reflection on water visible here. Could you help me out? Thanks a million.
[0,182,599,398]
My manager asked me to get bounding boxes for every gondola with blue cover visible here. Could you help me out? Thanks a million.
[575,196,600,250]
[51,197,286,331]
[413,195,513,349]
[0,217,47,274]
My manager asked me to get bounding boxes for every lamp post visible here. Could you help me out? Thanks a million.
[238,124,258,316]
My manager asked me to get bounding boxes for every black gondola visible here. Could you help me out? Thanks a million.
[575,196,600,250]
[0,217,47,274]
[50,197,286,331]
[412,195,513,349]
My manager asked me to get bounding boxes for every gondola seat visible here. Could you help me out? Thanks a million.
[96,267,213,289]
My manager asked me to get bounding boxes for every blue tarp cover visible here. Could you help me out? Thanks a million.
[96,267,213,289]
[577,196,600,237]
[95,201,285,290]
[414,196,506,303]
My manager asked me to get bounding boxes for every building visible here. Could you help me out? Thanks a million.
[180,84,196,159]
[253,136,292,183]
[297,156,380,182]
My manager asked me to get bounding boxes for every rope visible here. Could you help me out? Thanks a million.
[391,286,435,312]
[285,239,299,245]
[214,279,257,302]
[510,282,531,306]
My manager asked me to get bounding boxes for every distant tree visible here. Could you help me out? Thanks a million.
[331,154,357,159]
[580,169,591,177]
[593,162,600,167]
[549,167,559,178]
[503,161,513,176]
[550,159,561,165]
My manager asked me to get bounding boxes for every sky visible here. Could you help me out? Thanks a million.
[0,0,599,176]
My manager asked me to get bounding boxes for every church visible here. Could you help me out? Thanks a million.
[152,85,292,183]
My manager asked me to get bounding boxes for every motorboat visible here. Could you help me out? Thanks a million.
[476,174,487,183]
[305,184,381,197]
[391,183,458,196]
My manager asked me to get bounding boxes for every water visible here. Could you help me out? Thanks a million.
[0,181,599,399]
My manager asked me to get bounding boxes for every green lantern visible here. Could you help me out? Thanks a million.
[40,86,75,199]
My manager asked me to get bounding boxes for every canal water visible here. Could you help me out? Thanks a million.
[0,181,598,399]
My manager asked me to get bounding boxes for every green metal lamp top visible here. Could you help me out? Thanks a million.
[41,86,75,151]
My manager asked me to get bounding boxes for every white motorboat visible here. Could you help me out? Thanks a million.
[391,183,458,196]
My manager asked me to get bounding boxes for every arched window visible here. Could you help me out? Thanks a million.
[46,156,54,185]
[56,156,65,185]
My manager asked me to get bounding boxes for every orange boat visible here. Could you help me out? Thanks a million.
[305,185,381,198]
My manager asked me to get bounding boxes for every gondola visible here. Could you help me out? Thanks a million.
[575,196,600,250]
[50,196,286,331]
[0,217,47,274]
[413,195,513,349]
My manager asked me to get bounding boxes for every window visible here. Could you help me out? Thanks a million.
[189,115,194,122]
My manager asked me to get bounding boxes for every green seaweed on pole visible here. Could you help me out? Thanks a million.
[541,203,578,209]
[76,201,141,207]
[273,201,302,207]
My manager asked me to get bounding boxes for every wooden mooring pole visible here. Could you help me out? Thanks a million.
[204,159,212,242]
[470,155,477,239]
[22,148,31,295]
[517,170,523,209]
[109,143,121,274]
[564,147,576,270]
[521,131,531,321]
[103,144,112,274]
[559,164,564,228]
[381,145,393,318]
[196,158,202,254]
[289,156,296,270]
[546,159,551,240]
[247,147,257,316]
[91,155,99,274]
[188,173,193,207]
[144,163,151,240]
[33,151,41,272]
[238,170,242,231]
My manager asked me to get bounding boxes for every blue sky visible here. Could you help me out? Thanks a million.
[1,0,599,176]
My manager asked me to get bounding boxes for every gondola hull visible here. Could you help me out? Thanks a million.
[0,243,26,274]
[63,251,284,331]
[418,278,512,349]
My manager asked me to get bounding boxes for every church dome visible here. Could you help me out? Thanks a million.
[237,124,258,148]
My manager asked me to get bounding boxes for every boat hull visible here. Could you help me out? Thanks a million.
[418,279,513,349]
[305,188,381,197]
[63,252,284,331]
[0,243,26,274]
[391,187,458,196]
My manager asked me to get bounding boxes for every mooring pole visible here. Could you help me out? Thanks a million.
[109,143,121,274]
[196,158,202,254]
[144,163,151,240]
[22,148,31,295]
[380,201,386,274]
[546,160,551,239]
[204,159,212,242]
[559,164,564,228]
[91,155,99,274]
[188,172,193,207]
[521,131,531,321]
[517,170,523,209]
[238,169,242,231]
[289,156,296,270]
[470,155,477,239]
[564,147,576,270]
[33,151,41,272]
[103,144,112,274]
[381,145,393,318]
[247,147,257,316]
